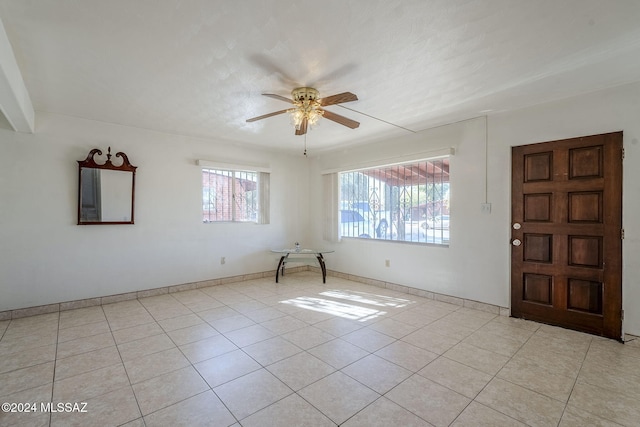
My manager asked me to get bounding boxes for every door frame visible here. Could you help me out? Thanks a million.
[510,132,623,340]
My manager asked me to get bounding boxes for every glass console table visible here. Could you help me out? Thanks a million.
[270,249,334,283]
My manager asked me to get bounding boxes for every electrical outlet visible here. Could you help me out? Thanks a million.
[481,203,492,214]
[220,257,226,265]
[385,259,390,267]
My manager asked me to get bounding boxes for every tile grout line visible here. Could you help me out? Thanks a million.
[105,301,151,425]
[404,312,506,427]
[4,273,633,426]
[216,278,372,425]
[228,292,338,423]
[285,281,430,425]
[452,321,542,427]
[0,267,507,322]
[555,336,592,426]
[470,325,600,426]
[194,288,312,424]
[128,283,296,423]
[47,314,62,427]
[166,296,242,426]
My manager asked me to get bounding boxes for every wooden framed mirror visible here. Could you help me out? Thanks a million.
[78,147,136,225]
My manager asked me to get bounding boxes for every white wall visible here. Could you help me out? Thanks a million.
[490,82,640,337]
[309,82,640,336]
[308,118,501,304]
[2,83,638,337]
[0,112,310,311]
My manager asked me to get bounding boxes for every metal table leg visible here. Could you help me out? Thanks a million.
[275,255,286,283]
[316,253,327,283]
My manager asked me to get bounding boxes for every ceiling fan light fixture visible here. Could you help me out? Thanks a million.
[288,87,324,130]
[246,87,359,136]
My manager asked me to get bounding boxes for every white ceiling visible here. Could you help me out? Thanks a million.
[2,0,640,152]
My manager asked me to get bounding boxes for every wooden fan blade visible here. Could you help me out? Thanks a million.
[263,93,294,104]
[295,117,308,135]
[320,92,358,106]
[322,110,360,129]
[246,109,290,122]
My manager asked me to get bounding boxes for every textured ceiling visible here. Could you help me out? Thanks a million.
[1,0,640,152]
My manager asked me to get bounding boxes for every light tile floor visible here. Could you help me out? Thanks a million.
[1,271,639,426]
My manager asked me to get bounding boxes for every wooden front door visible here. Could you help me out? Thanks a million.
[511,132,623,339]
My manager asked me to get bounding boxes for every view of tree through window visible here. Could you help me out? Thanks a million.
[339,158,450,244]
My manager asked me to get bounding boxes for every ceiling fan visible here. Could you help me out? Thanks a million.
[246,87,360,135]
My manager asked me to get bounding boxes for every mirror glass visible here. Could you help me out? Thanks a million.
[78,148,136,225]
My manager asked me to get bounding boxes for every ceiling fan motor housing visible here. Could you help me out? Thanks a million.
[292,87,320,102]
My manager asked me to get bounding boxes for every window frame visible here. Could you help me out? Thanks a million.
[198,160,270,225]
[336,155,450,245]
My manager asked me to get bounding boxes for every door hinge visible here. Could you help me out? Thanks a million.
[622,147,625,160]
[621,228,625,239]
[621,309,624,320]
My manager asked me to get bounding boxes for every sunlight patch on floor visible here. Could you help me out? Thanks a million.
[319,290,415,308]
[279,296,387,321]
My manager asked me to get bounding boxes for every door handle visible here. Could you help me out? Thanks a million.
[512,239,522,247]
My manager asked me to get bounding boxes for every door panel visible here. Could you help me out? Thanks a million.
[511,132,623,339]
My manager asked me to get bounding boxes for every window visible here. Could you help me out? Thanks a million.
[202,168,269,223]
[339,157,450,244]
